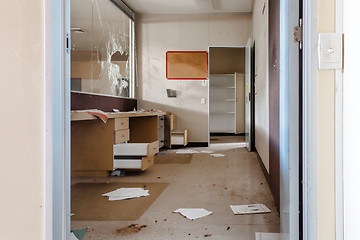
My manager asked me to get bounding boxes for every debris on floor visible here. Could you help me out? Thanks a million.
[70,233,78,240]
[70,227,88,240]
[227,227,231,230]
[116,224,147,235]
[204,234,212,237]
[173,208,212,220]
[176,149,198,154]
[102,188,150,201]
[255,232,281,240]
[210,153,226,157]
[230,204,271,215]
[200,150,214,154]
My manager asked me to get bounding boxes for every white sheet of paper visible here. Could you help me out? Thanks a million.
[173,208,212,220]
[200,150,214,154]
[176,150,198,154]
[102,188,149,201]
[230,204,271,215]
[210,153,226,157]
[255,232,281,240]
[70,232,79,240]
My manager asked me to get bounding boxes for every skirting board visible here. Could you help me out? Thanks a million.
[170,142,209,149]
[255,232,281,240]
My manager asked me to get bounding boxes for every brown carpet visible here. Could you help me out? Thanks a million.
[71,182,168,221]
[154,153,192,164]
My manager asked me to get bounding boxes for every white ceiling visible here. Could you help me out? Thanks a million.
[122,0,253,14]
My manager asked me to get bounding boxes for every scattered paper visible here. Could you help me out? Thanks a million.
[200,150,214,154]
[70,233,79,240]
[173,208,212,220]
[255,232,281,240]
[87,109,109,123]
[210,153,226,157]
[230,204,271,215]
[102,188,149,201]
[70,213,75,217]
[176,150,198,154]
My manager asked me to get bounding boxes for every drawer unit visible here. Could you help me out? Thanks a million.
[113,156,154,171]
[114,129,130,144]
[113,141,159,157]
[171,130,188,146]
[114,117,129,130]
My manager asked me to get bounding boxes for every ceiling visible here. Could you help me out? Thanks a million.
[121,0,253,14]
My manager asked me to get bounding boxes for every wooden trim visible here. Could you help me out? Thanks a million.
[71,91,137,112]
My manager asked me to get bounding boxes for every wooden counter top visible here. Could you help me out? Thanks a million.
[71,110,167,121]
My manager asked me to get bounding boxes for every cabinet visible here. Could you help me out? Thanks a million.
[209,73,245,134]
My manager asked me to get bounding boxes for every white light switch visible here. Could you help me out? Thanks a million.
[201,98,206,104]
[318,33,343,69]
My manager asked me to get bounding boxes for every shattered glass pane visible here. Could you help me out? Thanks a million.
[70,0,133,98]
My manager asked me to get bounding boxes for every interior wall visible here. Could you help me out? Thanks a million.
[317,0,336,239]
[0,0,45,239]
[136,14,252,142]
[252,0,269,171]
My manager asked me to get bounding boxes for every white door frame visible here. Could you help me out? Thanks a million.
[279,0,300,239]
[44,0,71,239]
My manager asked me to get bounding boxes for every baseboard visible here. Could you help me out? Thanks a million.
[169,142,209,149]
[255,147,270,187]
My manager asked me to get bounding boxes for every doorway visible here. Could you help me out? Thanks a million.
[56,1,305,240]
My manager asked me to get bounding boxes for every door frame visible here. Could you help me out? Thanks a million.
[207,45,251,144]
[45,0,71,239]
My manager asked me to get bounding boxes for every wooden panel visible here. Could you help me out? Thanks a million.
[129,116,158,143]
[141,155,154,171]
[166,51,208,79]
[71,91,137,112]
[71,119,114,171]
[147,141,159,157]
[170,114,176,130]
[269,0,281,210]
[209,47,245,74]
[235,73,245,134]
[115,117,129,130]
[114,129,130,144]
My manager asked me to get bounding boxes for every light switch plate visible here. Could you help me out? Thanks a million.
[318,33,343,69]
[201,98,206,104]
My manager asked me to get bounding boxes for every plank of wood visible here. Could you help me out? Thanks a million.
[71,111,166,121]
[71,119,114,171]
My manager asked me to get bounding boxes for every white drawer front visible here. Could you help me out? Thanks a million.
[113,159,142,169]
[113,143,149,156]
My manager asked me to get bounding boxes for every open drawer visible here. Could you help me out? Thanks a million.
[113,155,154,171]
[113,140,159,157]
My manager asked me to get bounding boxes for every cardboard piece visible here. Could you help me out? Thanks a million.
[173,208,212,220]
[230,204,271,215]
[102,188,150,201]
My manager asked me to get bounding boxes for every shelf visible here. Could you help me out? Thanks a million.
[210,112,236,114]
[210,99,236,102]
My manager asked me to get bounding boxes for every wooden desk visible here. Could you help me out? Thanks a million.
[71,111,167,177]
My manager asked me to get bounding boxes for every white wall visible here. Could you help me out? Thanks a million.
[252,0,270,171]
[0,0,45,239]
[136,14,252,142]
